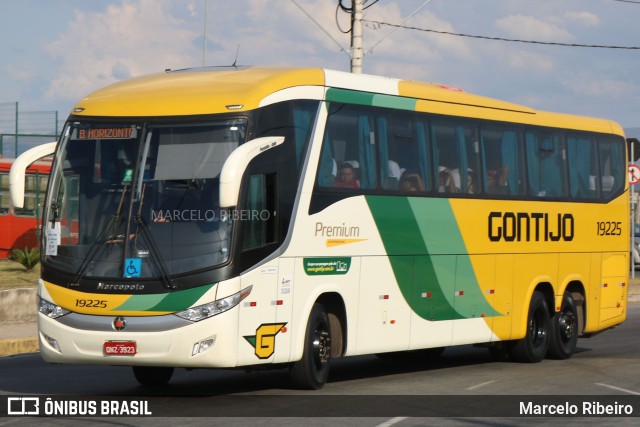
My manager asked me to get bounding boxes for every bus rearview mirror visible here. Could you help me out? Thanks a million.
[219,136,284,208]
[10,142,57,208]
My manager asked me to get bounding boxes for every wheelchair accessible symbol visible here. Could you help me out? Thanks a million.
[124,258,142,278]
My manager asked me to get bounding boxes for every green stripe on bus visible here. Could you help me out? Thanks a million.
[365,195,500,321]
[114,293,167,311]
[408,198,500,318]
[326,88,417,111]
[365,196,457,320]
[115,284,215,313]
[326,88,375,105]
[372,94,416,110]
[149,284,215,312]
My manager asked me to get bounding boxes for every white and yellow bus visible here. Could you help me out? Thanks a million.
[11,67,629,389]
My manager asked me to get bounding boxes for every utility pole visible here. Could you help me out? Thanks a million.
[350,0,364,74]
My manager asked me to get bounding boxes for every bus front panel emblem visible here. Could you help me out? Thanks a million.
[113,317,127,331]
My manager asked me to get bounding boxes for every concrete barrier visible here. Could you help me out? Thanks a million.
[0,288,37,323]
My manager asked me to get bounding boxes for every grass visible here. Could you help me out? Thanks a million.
[0,259,40,290]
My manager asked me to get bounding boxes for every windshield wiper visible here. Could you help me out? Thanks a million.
[131,183,179,290]
[72,185,129,285]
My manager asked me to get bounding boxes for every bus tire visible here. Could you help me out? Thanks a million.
[509,291,550,363]
[547,292,578,360]
[132,366,174,386]
[290,303,331,389]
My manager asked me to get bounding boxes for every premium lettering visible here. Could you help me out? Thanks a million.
[315,222,360,238]
[488,211,574,242]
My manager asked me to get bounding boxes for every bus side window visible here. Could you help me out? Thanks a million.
[14,174,48,217]
[241,173,277,252]
[432,120,478,194]
[598,138,625,199]
[0,173,9,215]
[525,131,567,198]
[317,103,377,191]
[480,126,523,196]
[567,134,598,199]
[384,113,432,192]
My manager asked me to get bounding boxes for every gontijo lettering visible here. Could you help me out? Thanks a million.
[488,211,574,242]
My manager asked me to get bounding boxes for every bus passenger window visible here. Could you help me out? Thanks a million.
[0,173,9,215]
[598,138,625,199]
[526,132,567,198]
[480,126,523,197]
[317,103,377,191]
[432,120,478,194]
[567,135,597,199]
[241,173,277,251]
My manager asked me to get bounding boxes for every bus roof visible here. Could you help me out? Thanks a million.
[71,66,623,135]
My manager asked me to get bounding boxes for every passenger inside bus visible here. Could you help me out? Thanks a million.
[466,168,477,194]
[487,165,509,195]
[437,166,457,193]
[398,171,425,192]
[334,162,359,189]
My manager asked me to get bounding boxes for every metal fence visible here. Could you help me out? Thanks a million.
[0,102,60,158]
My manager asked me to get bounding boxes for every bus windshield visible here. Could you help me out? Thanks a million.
[43,119,247,279]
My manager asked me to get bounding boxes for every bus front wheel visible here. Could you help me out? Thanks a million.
[547,292,578,359]
[290,303,331,389]
[132,366,174,387]
[510,291,550,363]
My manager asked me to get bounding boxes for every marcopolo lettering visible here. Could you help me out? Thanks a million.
[97,282,145,291]
[488,211,574,242]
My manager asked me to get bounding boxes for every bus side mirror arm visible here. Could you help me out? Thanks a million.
[10,141,57,208]
[219,136,284,208]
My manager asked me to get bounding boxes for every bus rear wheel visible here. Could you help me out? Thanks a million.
[547,292,578,359]
[132,366,174,386]
[510,291,550,363]
[290,303,331,389]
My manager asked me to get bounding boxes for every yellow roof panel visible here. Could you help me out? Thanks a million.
[72,67,326,117]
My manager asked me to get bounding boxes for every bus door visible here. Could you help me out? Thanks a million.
[236,171,282,365]
[237,260,279,366]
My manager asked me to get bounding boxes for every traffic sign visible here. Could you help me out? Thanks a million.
[629,164,640,185]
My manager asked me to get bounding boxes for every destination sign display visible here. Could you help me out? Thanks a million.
[74,127,137,140]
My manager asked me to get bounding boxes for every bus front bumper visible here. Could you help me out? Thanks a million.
[37,311,240,368]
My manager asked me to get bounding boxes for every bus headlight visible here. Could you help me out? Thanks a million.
[175,286,252,322]
[38,296,71,319]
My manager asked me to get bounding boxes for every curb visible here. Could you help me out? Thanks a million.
[0,288,37,323]
[0,337,39,357]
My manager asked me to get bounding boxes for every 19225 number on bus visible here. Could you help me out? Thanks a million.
[75,299,107,308]
[597,221,622,236]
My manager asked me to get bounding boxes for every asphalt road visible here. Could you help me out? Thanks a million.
[1,305,639,426]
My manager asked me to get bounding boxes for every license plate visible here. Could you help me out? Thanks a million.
[103,341,137,356]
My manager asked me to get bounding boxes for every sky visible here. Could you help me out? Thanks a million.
[2,0,640,131]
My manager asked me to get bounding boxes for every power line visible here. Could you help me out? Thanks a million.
[363,19,640,50]
[611,0,640,4]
